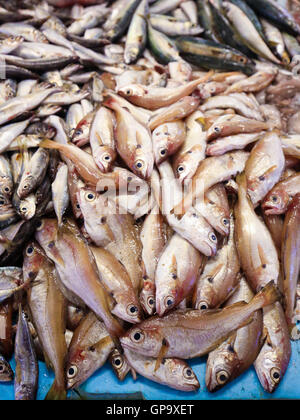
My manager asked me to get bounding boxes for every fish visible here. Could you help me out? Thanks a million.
[77,189,143,293]
[148,96,200,131]
[118,73,213,110]
[17,148,50,199]
[52,163,69,226]
[35,218,124,340]
[104,97,154,179]
[124,348,200,391]
[206,132,264,156]
[155,233,202,316]
[124,0,148,64]
[0,266,24,304]
[261,19,290,64]
[89,106,116,173]
[105,0,142,42]
[120,281,281,359]
[14,305,38,401]
[262,173,300,215]
[245,131,285,207]
[206,278,263,392]
[201,95,263,121]
[152,121,186,165]
[254,302,291,393]
[0,155,13,198]
[149,14,203,36]
[66,312,114,389]
[193,214,240,310]
[234,173,280,292]
[91,246,143,324]
[171,151,249,218]
[147,20,181,64]
[281,194,300,333]
[172,110,206,183]
[24,242,67,400]
[140,205,167,316]
[109,349,133,381]
[224,71,276,94]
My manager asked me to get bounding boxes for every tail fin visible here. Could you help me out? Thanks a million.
[45,380,67,401]
[40,139,63,151]
[251,281,281,310]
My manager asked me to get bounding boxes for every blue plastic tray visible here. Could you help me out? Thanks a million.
[1,340,299,400]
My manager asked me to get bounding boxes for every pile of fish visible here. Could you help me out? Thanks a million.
[0,0,299,401]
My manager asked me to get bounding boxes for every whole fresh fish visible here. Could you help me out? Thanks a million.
[149,14,203,36]
[77,189,143,292]
[0,119,31,154]
[124,348,199,391]
[234,173,280,292]
[148,96,200,131]
[193,214,240,310]
[104,96,153,179]
[105,0,141,42]
[118,73,212,110]
[35,218,124,339]
[155,233,202,316]
[91,246,143,324]
[171,151,249,218]
[171,110,205,184]
[150,0,186,14]
[120,281,280,359]
[261,19,290,64]
[281,194,300,333]
[52,163,69,226]
[254,302,291,393]
[152,121,186,165]
[262,173,300,215]
[17,148,50,199]
[89,106,116,173]
[206,132,264,156]
[66,312,114,389]
[201,95,263,121]
[206,278,263,392]
[24,242,67,400]
[147,20,181,64]
[14,305,38,401]
[0,23,48,43]
[245,131,285,207]
[124,0,148,64]
[224,71,276,94]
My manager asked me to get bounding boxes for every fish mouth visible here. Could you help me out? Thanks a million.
[261,203,280,215]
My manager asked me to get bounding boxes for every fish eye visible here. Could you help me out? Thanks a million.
[26,245,34,256]
[159,149,167,157]
[209,232,217,243]
[67,365,78,379]
[76,204,80,209]
[222,218,230,226]
[4,187,10,193]
[214,126,220,132]
[216,370,230,385]
[164,296,175,308]
[183,367,194,379]
[112,356,123,368]
[259,175,265,181]
[177,165,185,173]
[135,160,144,170]
[102,154,111,162]
[127,304,139,316]
[270,367,281,384]
[85,192,96,202]
[131,329,144,343]
[125,89,132,95]
[21,206,27,212]
[75,129,82,137]
[36,220,44,231]
[147,296,155,308]
[239,57,246,63]
[271,195,278,203]
[197,301,209,311]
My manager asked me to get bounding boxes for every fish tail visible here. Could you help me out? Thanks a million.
[251,281,282,309]
[40,139,62,151]
[45,380,67,401]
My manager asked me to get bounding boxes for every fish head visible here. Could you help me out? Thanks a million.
[164,359,200,392]
[133,154,153,180]
[120,325,163,356]
[18,197,36,221]
[0,179,13,199]
[153,131,169,165]
[17,175,35,199]
[111,301,143,325]
[156,287,177,317]
[23,241,45,282]
[109,349,132,381]
[262,189,290,215]
[124,47,140,65]
[35,218,58,250]
[205,344,240,392]
[118,84,147,99]
[254,345,286,393]
[139,279,156,316]
[77,188,99,217]
[0,194,11,208]
[0,357,13,382]
[94,146,116,173]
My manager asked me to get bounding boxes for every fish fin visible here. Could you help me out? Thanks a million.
[45,380,67,401]
[40,139,62,151]
[131,368,137,381]
[93,335,114,351]
[251,281,282,309]
[43,352,52,371]
[154,338,169,372]
[95,132,104,146]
